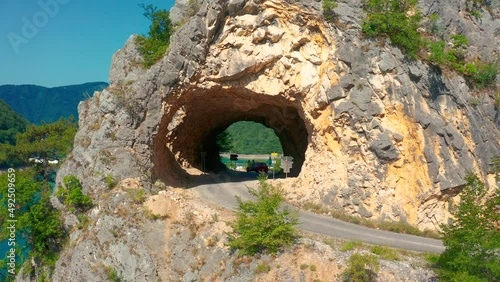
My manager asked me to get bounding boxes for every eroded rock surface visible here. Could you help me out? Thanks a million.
[51,0,499,280]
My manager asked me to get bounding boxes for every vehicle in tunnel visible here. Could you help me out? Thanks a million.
[246,162,269,173]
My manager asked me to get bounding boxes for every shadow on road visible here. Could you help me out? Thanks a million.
[181,169,291,189]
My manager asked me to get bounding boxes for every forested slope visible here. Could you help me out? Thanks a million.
[0,99,29,145]
[225,121,283,154]
[0,82,108,124]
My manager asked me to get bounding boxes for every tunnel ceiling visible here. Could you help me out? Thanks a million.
[153,87,310,182]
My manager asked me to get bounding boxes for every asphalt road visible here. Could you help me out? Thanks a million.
[191,171,445,254]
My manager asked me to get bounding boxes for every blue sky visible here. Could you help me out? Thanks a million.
[0,0,176,87]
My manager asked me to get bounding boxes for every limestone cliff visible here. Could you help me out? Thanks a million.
[49,0,499,280]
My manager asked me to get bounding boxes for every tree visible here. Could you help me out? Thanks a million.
[0,117,77,177]
[226,175,299,256]
[437,173,500,281]
[216,131,234,153]
[0,168,65,276]
[135,4,173,68]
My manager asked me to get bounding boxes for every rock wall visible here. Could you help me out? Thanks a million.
[50,0,499,280]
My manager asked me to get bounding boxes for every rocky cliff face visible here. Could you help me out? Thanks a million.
[50,0,498,280]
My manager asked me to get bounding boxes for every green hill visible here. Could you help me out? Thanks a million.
[225,121,283,154]
[0,82,108,124]
[0,99,30,145]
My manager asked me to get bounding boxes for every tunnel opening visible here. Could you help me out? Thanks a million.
[211,121,285,172]
[220,121,284,155]
[152,87,310,185]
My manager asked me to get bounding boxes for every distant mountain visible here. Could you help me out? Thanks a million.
[0,98,29,145]
[0,82,108,124]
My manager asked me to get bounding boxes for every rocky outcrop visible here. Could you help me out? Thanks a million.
[51,0,499,280]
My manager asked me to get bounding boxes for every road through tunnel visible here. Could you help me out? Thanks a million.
[152,87,310,184]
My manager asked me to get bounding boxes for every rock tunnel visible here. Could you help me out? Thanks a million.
[152,87,310,183]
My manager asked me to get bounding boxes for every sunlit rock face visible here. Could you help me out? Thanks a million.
[52,0,498,280]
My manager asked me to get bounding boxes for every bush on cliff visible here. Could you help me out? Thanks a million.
[322,0,338,21]
[56,175,93,214]
[135,4,173,68]
[361,0,422,58]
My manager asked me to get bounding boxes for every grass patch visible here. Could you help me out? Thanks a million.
[370,245,400,261]
[341,240,364,252]
[105,174,117,189]
[104,265,122,282]
[77,214,90,230]
[255,263,271,274]
[126,188,145,204]
[342,253,379,282]
[144,207,169,220]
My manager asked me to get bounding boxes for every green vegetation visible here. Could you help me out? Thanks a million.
[428,35,468,67]
[135,4,173,68]
[361,0,422,58]
[272,157,282,173]
[0,117,77,174]
[0,99,29,145]
[322,0,338,21]
[341,240,364,251]
[255,263,271,274]
[0,168,66,276]
[216,131,234,153]
[105,174,118,189]
[56,176,93,213]
[222,121,283,154]
[424,253,440,265]
[126,188,146,204]
[0,82,107,124]
[436,173,500,281]
[427,34,498,89]
[227,175,299,256]
[77,214,90,230]
[370,245,400,261]
[0,116,79,277]
[463,61,499,89]
[342,253,379,282]
[104,265,122,282]
[492,156,500,181]
[464,0,492,19]
[359,0,498,90]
